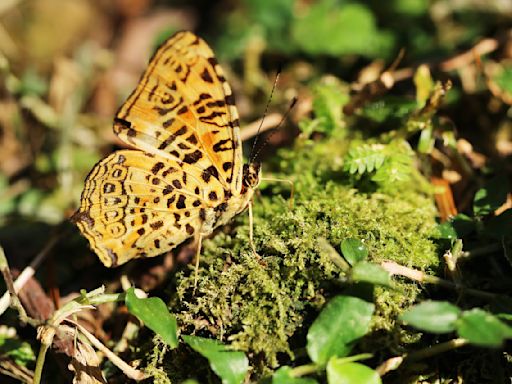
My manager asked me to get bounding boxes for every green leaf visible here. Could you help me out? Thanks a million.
[311,80,349,134]
[493,65,512,94]
[341,238,368,265]
[392,0,429,16]
[473,176,509,216]
[417,126,434,154]
[436,221,458,240]
[272,367,319,384]
[182,335,249,384]
[0,333,36,367]
[360,97,417,124]
[327,358,381,384]
[350,262,392,287]
[414,65,434,107]
[344,143,386,175]
[400,301,460,333]
[125,288,178,348]
[307,296,374,365]
[456,309,512,347]
[292,1,394,58]
[17,69,48,97]
[372,152,412,184]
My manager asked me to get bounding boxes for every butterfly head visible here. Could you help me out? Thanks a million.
[243,162,261,189]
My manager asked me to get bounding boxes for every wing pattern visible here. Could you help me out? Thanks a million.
[73,32,250,267]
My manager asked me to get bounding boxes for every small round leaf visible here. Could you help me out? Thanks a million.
[183,335,248,384]
[400,301,460,334]
[341,238,368,265]
[327,359,381,384]
[456,309,512,347]
[307,295,374,365]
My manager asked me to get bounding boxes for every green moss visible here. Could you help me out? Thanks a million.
[143,336,172,384]
[163,128,439,378]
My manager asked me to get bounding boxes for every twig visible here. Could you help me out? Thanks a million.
[240,113,283,142]
[0,233,61,316]
[0,245,40,327]
[440,38,499,72]
[317,238,351,272]
[459,242,505,261]
[377,338,468,376]
[407,338,468,361]
[392,35,504,83]
[68,319,148,381]
[381,261,497,300]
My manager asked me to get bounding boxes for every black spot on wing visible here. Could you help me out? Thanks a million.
[150,221,163,230]
[201,68,213,83]
[151,162,165,175]
[213,139,233,152]
[177,195,186,209]
[183,150,203,164]
[201,166,219,182]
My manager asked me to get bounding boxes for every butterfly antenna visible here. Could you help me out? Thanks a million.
[249,66,282,162]
[251,96,297,163]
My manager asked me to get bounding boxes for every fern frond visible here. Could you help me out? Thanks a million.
[344,140,414,187]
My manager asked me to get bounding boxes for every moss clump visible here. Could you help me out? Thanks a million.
[165,128,439,377]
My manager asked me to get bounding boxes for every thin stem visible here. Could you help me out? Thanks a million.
[318,238,351,272]
[460,243,504,261]
[381,261,497,300]
[69,320,148,381]
[377,338,468,376]
[290,363,318,377]
[0,245,40,326]
[193,233,203,294]
[240,113,282,142]
[33,342,50,384]
[0,233,61,316]
[406,338,468,361]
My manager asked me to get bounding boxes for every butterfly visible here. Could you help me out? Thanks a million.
[73,31,261,268]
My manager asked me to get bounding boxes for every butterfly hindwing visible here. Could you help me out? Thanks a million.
[74,150,218,266]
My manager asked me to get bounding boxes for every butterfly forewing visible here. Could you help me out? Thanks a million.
[114,31,243,192]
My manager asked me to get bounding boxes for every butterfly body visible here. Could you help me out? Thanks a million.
[73,31,260,267]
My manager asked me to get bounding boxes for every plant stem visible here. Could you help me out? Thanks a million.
[317,238,351,272]
[377,338,469,376]
[70,320,148,381]
[406,338,468,361]
[0,245,40,326]
[381,261,498,300]
[33,342,50,384]
[0,233,61,316]
[460,243,505,260]
[290,363,318,377]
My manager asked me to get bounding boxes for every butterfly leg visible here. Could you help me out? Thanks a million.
[248,200,258,256]
[193,233,203,293]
